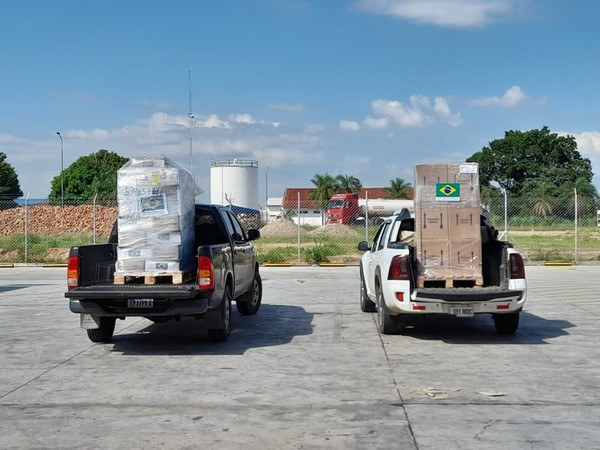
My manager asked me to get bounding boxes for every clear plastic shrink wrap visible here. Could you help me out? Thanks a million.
[115,156,199,276]
[414,163,482,280]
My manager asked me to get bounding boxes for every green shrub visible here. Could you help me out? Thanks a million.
[303,244,341,264]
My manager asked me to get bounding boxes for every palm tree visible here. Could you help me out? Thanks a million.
[334,174,362,193]
[572,177,599,200]
[309,173,337,209]
[531,181,555,218]
[386,177,412,199]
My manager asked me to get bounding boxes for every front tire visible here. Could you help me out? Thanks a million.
[86,317,115,343]
[360,267,376,312]
[376,284,398,334]
[236,271,262,316]
[208,286,232,342]
[493,312,519,334]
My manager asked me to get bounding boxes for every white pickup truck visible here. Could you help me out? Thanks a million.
[358,209,527,334]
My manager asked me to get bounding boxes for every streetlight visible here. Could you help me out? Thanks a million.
[56,132,64,206]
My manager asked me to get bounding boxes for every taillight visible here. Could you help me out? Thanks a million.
[509,253,525,279]
[197,256,214,290]
[388,255,411,280]
[67,256,79,290]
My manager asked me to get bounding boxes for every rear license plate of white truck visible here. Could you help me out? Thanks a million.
[450,304,474,317]
[128,299,153,308]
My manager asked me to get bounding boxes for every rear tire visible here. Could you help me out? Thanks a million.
[86,317,115,343]
[493,312,519,335]
[208,286,232,342]
[360,267,376,312]
[236,271,262,316]
[376,284,398,334]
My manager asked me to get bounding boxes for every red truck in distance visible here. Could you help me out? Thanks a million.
[327,193,414,225]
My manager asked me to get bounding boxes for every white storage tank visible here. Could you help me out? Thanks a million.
[210,159,259,208]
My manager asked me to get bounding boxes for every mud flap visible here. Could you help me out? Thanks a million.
[80,313,100,329]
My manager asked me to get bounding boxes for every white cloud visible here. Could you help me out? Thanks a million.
[364,95,461,129]
[434,97,462,127]
[356,0,517,28]
[363,116,389,129]
[305,124,323,133]
[229,113,256,124]
[200,114,232,129]
[568,131,600,154]
[1,110,330,197]
[339,120,361,132]
[472,85,527,107]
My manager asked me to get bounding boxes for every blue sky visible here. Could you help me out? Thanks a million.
[2,0,600,201]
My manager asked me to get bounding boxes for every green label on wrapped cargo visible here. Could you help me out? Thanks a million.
[436,183,460,201]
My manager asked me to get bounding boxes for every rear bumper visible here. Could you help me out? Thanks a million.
[69,298,209,317]
[66,283,210,317]
[382,279,527,316]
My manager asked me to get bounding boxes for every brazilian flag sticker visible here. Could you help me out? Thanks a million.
[436,183,460,201]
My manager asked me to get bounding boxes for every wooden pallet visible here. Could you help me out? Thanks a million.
[417,276,483,289]
[114,271,195,285]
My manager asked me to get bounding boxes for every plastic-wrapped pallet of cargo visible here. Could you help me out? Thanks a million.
[414,162,482,287]
[115,155,199,284]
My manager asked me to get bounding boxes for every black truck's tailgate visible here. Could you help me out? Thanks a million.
[65,283,199,300]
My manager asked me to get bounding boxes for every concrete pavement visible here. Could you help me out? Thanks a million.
[0,265,599,449]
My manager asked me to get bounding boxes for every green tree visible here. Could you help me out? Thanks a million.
[467,126,594,196]
[0,152,23,208]
[49,149,129,203]
[386,177,411,199]
[334,173,362,193]
[309,173,337,208]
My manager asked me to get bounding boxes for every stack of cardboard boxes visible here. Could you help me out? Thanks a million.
[414,163,482,285]
[115,156,198,278]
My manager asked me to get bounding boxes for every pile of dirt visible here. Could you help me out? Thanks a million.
[260,218,306,238]
[0,205,118,236]
[307,223,361,239]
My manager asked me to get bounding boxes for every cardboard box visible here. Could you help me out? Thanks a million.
[447,207,480,239]
[449,163,479,185]
[418,208,447,239]
[417,239,449,278]
[448,238,482,278]
[415,164,449,186]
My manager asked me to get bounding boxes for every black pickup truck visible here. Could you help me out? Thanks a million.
[65,204,262,343]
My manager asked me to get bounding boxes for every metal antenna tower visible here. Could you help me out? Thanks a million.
[187,70,195,173]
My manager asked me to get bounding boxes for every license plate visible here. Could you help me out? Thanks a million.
[450,304,474,317]
[128,298,153,308]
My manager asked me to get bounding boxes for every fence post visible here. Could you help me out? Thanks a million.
[24,193,30,263]
[297,191,301,262]
[574,188,578,264]
[365,190,369,242]
[93,194,98,244]
[503,188,509,240]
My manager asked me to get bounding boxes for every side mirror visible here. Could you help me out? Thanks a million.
[247,229,261,241]
[358,241,370,252]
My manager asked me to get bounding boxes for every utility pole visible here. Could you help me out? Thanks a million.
[187,70,194,173]
[56,132,64,206]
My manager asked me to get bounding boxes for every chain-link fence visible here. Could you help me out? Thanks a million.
[0,197,117,264]
[0,192,598,265]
